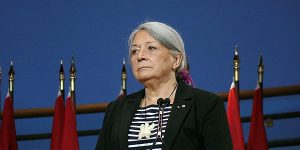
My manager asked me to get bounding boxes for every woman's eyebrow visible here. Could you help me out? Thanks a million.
[146,41,157,44]
[132,41,157,47]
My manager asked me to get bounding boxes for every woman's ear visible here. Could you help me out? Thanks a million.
[173,53,182,70]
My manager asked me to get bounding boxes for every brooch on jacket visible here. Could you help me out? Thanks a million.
[138,122,155,139]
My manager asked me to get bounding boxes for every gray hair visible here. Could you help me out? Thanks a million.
[128,21,188,73]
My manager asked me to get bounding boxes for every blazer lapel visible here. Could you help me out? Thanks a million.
[119,90,144,149]
[164,82,193,149]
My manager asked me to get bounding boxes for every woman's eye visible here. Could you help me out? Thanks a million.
[131,49,138,55]
[148,46,157,51]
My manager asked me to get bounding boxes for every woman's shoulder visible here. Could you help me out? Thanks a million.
[191,87,221,100]
[186,87,226,118]
[178,79,220,100]
[176,80,222,105]
[182,85,223,109]
[107,89,144,108]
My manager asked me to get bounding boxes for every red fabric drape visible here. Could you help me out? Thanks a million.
[61,94,79,150]
[2,95,18,150]
[50,93,65,150]
[227,81,245,150]
[247,85,268,150]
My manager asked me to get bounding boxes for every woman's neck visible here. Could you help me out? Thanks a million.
[143,79,178,105]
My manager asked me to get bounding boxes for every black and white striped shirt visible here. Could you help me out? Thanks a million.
[128,104,172,150]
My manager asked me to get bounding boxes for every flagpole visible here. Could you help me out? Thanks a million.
[258,54,264,92]
[258,54,267,126]
[247,54,268,150]
[70,56,76,105]
[8,60,15,103]
[59,59,65,100]
[233,44,240,96]
[61,56,79,150]
[121,58,127,95]
[228,46,245,150]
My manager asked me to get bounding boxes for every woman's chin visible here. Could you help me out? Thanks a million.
[135,75,153,84]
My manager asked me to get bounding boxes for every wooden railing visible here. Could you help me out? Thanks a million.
[11,84,300,148]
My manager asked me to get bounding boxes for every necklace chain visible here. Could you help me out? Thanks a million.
[167,83,178,100]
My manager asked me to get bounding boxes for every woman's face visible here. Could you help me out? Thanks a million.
[130,30,180,84]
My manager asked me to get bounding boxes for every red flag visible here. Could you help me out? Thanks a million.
[0,120,2,149]
[227,81,245,150]
[50,91,65,150]
[0,110,2,150]
[61,93,79,150]
[247,84,268,150]
[2,93,18,150]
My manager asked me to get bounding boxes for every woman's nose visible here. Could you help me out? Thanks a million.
[137,48,147,62]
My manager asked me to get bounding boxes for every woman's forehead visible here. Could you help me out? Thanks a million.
[133,31,155,40]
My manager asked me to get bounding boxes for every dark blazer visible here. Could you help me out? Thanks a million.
[96,81,233,150]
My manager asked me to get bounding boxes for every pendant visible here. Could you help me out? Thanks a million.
[138,122,155,139]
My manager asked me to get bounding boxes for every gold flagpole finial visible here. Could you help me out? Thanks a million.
[258,54,264,87]
[233,44,240,83]
[59,58,65,99]
[8,60,15,101]
[69,56,76,102]
[233,44,240,95]
[0,66,2,81]
[121,58,127,95]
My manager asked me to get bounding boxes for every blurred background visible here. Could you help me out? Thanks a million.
[0,0,299,149]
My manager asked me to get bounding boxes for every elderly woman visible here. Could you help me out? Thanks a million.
[96,22,232,150]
